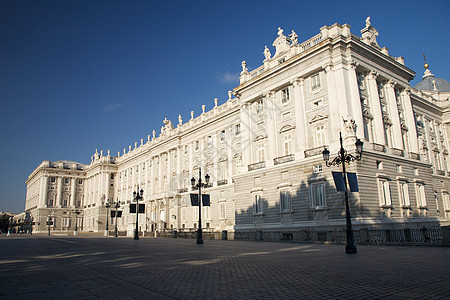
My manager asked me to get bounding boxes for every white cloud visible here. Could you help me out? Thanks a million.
[104,103,123,112]
[219,71,239,84]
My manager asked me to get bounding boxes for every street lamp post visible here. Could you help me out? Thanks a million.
[104,201,110,237]
[322,132,363,254]
[73,210,80,236]
[133,187,144,240]
[191,168,210,244]
[114,199,120,238]
[47,217,52,236]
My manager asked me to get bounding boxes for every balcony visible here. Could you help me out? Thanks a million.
[217,179,228,186]
[248,161,266,171]
[304,146,327,158]
[177,188,188,193]
[274,154,295,165]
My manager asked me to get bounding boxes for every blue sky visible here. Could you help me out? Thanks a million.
[1,0,449,213]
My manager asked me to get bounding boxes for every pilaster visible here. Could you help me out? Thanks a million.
[385,80,403,149]
[401,88,419,154]
[324,63,341,143]
[292,77,306,158]
[71,177,76,207]
[265,91,277,166]
[56,177,63,207]
[366,71,386,145]
[347,63,365,139]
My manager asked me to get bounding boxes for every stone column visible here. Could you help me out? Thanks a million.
[292,77,307,158]
[385,80,403,149]
[56,177,63,207]
[159,154,163,192]
[265,91,277,165]
[40,176,48,208]
[71,177,76,207]
[366,71,386,145]
[105,172,110,204]
[401,88,419,154]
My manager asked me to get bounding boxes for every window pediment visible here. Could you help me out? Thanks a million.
[279,124,295,133]
[309,114,328,124]
[254,135,267,142]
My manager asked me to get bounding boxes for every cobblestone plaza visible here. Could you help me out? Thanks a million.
[1,235,449,299]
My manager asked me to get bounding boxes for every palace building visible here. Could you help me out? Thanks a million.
[25,19,450,243]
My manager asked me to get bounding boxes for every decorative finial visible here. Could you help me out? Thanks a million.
[214,98,218,107]
[148,134,150,142]
[190,111,194,119]
[107,150,110,156]
[228,90,233,100]
[202,104,206,114]
[141,138,143,145]
[152,130,156,138]
[423,50,429,69]
[178,114,183,125]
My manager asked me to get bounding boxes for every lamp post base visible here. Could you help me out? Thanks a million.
[196,238,203,244]
[73,231,78,236]
[345,245,358,254]
[104,230,109,237]
[134,230,139,240]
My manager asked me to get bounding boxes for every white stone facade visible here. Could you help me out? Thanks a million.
[25,20,450,242]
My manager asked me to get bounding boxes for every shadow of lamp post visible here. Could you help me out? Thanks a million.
[322,132,363,254]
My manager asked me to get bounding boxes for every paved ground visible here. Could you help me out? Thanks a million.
[1,234,449,299]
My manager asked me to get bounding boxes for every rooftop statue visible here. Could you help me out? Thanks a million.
[277,27,284,36]
[290,30,298,45]
[365,16,371,27]
[263,46,271,59]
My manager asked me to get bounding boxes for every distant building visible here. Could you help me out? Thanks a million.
[25,19,450,243]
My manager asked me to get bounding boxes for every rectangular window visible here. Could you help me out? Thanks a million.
[235,124,241,136]
[379,179,392,206]
[257,141,265,162]
[195,141,199,151]
[78,179,83,184]
[220,130,226,141]
[416,183,427,207]
[50,177,56,183]
[62,218,70,228]
[313,164,322,173]
[281,88,290,103]
[111,174,114,179]
[315,123,326,147]
[207,136,212,146]
[219,202,226,219]
[254,194,263,214]
[282,134,292,156]
[203,206,210,220]
[310,183,326,208]
[62,198,68,208]
[311,74,321,90]
[256,99,264,113]
[443,193,450,211]
[280,190,291,212]
[142,163,145,170]
[64,178,70,184]
[399,181,410,207]
[184,145,188,154]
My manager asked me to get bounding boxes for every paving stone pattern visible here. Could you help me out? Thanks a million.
[1,235,449,299]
